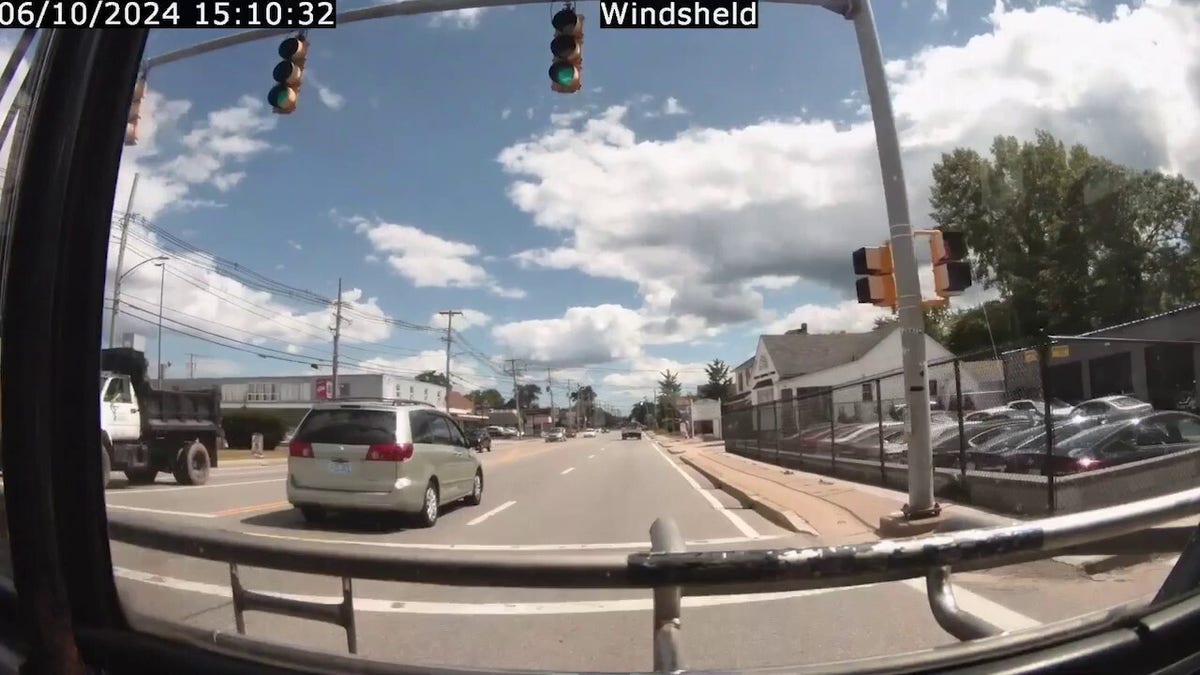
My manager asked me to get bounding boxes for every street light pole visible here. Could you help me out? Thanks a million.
[156,260,166,388]
[109,172,140,348]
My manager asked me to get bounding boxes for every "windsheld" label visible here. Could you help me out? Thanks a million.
[599,0,759,29]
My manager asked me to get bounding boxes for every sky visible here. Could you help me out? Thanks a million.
[2,0,1199,411]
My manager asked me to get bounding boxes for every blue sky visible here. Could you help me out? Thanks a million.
[5,0,1192,410]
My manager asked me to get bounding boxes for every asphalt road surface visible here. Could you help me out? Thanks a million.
[101,435,1179,672]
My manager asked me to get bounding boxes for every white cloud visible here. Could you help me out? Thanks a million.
[932,0,948,20]
[494,0,1200,369]
[501,108,512,120]
[429,309,492,331]
[663,97,688,115]
[598,356,710,400]
[761,300,893,335]
[429,8,487,29]
[342,214,525,298]
[315,81,346,110]
[287,240,302,251]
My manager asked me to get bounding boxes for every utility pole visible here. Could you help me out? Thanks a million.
[330,278,344,400]
[438,310,463,412]
[546,369,555,419]
[108,172,140,348]
[565,379,572,427]
[505,359,523,435]
[186,353,205,379]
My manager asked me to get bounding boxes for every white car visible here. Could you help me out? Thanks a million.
[581,428,597,438]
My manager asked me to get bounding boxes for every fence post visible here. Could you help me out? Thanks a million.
[829,391,837,471]
[1038,340,1057,513]
[773,400,781,465]
[953,360,966,480]
[876,378,885,484]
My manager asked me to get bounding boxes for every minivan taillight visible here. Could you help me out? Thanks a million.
[289,440,313,458]
[365,443,414,462]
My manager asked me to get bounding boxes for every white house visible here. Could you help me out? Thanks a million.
[728,323,1004,430]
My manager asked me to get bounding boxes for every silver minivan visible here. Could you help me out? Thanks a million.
[286,400,483,527]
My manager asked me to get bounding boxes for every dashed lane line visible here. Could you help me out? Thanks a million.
[467,500,516,526]
[561,467,575,475]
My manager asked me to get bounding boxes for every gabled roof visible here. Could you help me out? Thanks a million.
[447,390,475,411]
[760,327,895,379]
[733,356,755,372]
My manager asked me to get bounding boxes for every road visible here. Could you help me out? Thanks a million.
[103,434,1179,672]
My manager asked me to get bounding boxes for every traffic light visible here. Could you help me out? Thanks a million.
[268,36,308,114]
[125,74,147,146]
[549,6,583,93]
[929,230,973,297]
[852,244,897,308]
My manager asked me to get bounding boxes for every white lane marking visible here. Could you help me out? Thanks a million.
[109,478,285,495]
[588,454,595,459]
[561,467,575,475]
[649,441,760,539]
[240,530,782,551]
[899,579,1040,633]
[467,500,516,526]
[106,504,217,518]
[114,566,884,615]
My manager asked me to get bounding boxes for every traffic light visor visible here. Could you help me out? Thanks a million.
[551,35,580,60]
[552,8,582,33]
[273,61,303,86]
[279,37,307,61]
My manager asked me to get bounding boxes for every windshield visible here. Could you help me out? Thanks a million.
[6,5,1200,673]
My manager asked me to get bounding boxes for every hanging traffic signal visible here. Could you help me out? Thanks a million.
[268,36,308,114]
[125,74,147,146]
[852,244,897,308]
[929,230,973,297]
[550,6,583,93]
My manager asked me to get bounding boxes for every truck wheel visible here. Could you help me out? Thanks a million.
[124,467,157,485]
[101,445,111,490]
[172,442,211,486]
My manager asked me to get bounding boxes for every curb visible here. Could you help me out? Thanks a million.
[678,454,818,537]
[1053,554,1158,575]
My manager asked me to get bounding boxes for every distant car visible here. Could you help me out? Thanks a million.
[546,428,566,442]
[622,427,642,440]
[465,428,492,452]
[287,400,483,528]
[582,429,597,438]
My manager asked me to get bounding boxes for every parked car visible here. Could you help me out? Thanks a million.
[546,428,566,442]
[286,400,483,527]
[1062,395,1154,426]
[1000,411,1200,476]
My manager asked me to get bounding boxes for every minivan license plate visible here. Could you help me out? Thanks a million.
[328,461,352,475]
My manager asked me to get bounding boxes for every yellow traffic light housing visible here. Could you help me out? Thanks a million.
[268,36,308,115]
[125,75,147,146]
[929,230,973,298]
[550,7,583,93]
[852,244,897,308]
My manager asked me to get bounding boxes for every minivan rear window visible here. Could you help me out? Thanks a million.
[294,409,397,445]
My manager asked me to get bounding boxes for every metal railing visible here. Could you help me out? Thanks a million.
[106,485,1200,671]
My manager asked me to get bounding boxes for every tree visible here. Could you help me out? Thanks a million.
[466,388,505,409]
[928,130,1200,345]
[416,370,449,387]
[697,359,734,401]
[630,400,652,426]
[657,370,683,430]
[505,383,542,409]
[569,385,597,425]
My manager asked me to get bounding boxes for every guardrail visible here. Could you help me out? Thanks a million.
[105,486,1200,672]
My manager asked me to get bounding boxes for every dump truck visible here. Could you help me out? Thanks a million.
[99,347,223,488]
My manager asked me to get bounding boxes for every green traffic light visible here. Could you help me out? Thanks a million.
[549,63,576,87]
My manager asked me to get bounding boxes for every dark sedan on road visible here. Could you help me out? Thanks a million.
[465,428,492,452]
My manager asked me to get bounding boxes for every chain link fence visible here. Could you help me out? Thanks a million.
[721,332,1200,515]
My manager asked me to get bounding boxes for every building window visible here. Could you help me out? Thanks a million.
[862,383,874,402]
[395,384,403,397]
[928,379,939,397]
[246,382,279,402]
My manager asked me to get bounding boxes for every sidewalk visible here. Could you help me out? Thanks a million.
[666,443,1193,573]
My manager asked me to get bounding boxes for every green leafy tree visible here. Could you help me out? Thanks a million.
[697,359,734,401]
[656,370,683,430]
[569,385,597,425]
[928,130,1200,348]
[505,383,542,409]
[466,388,505,408]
